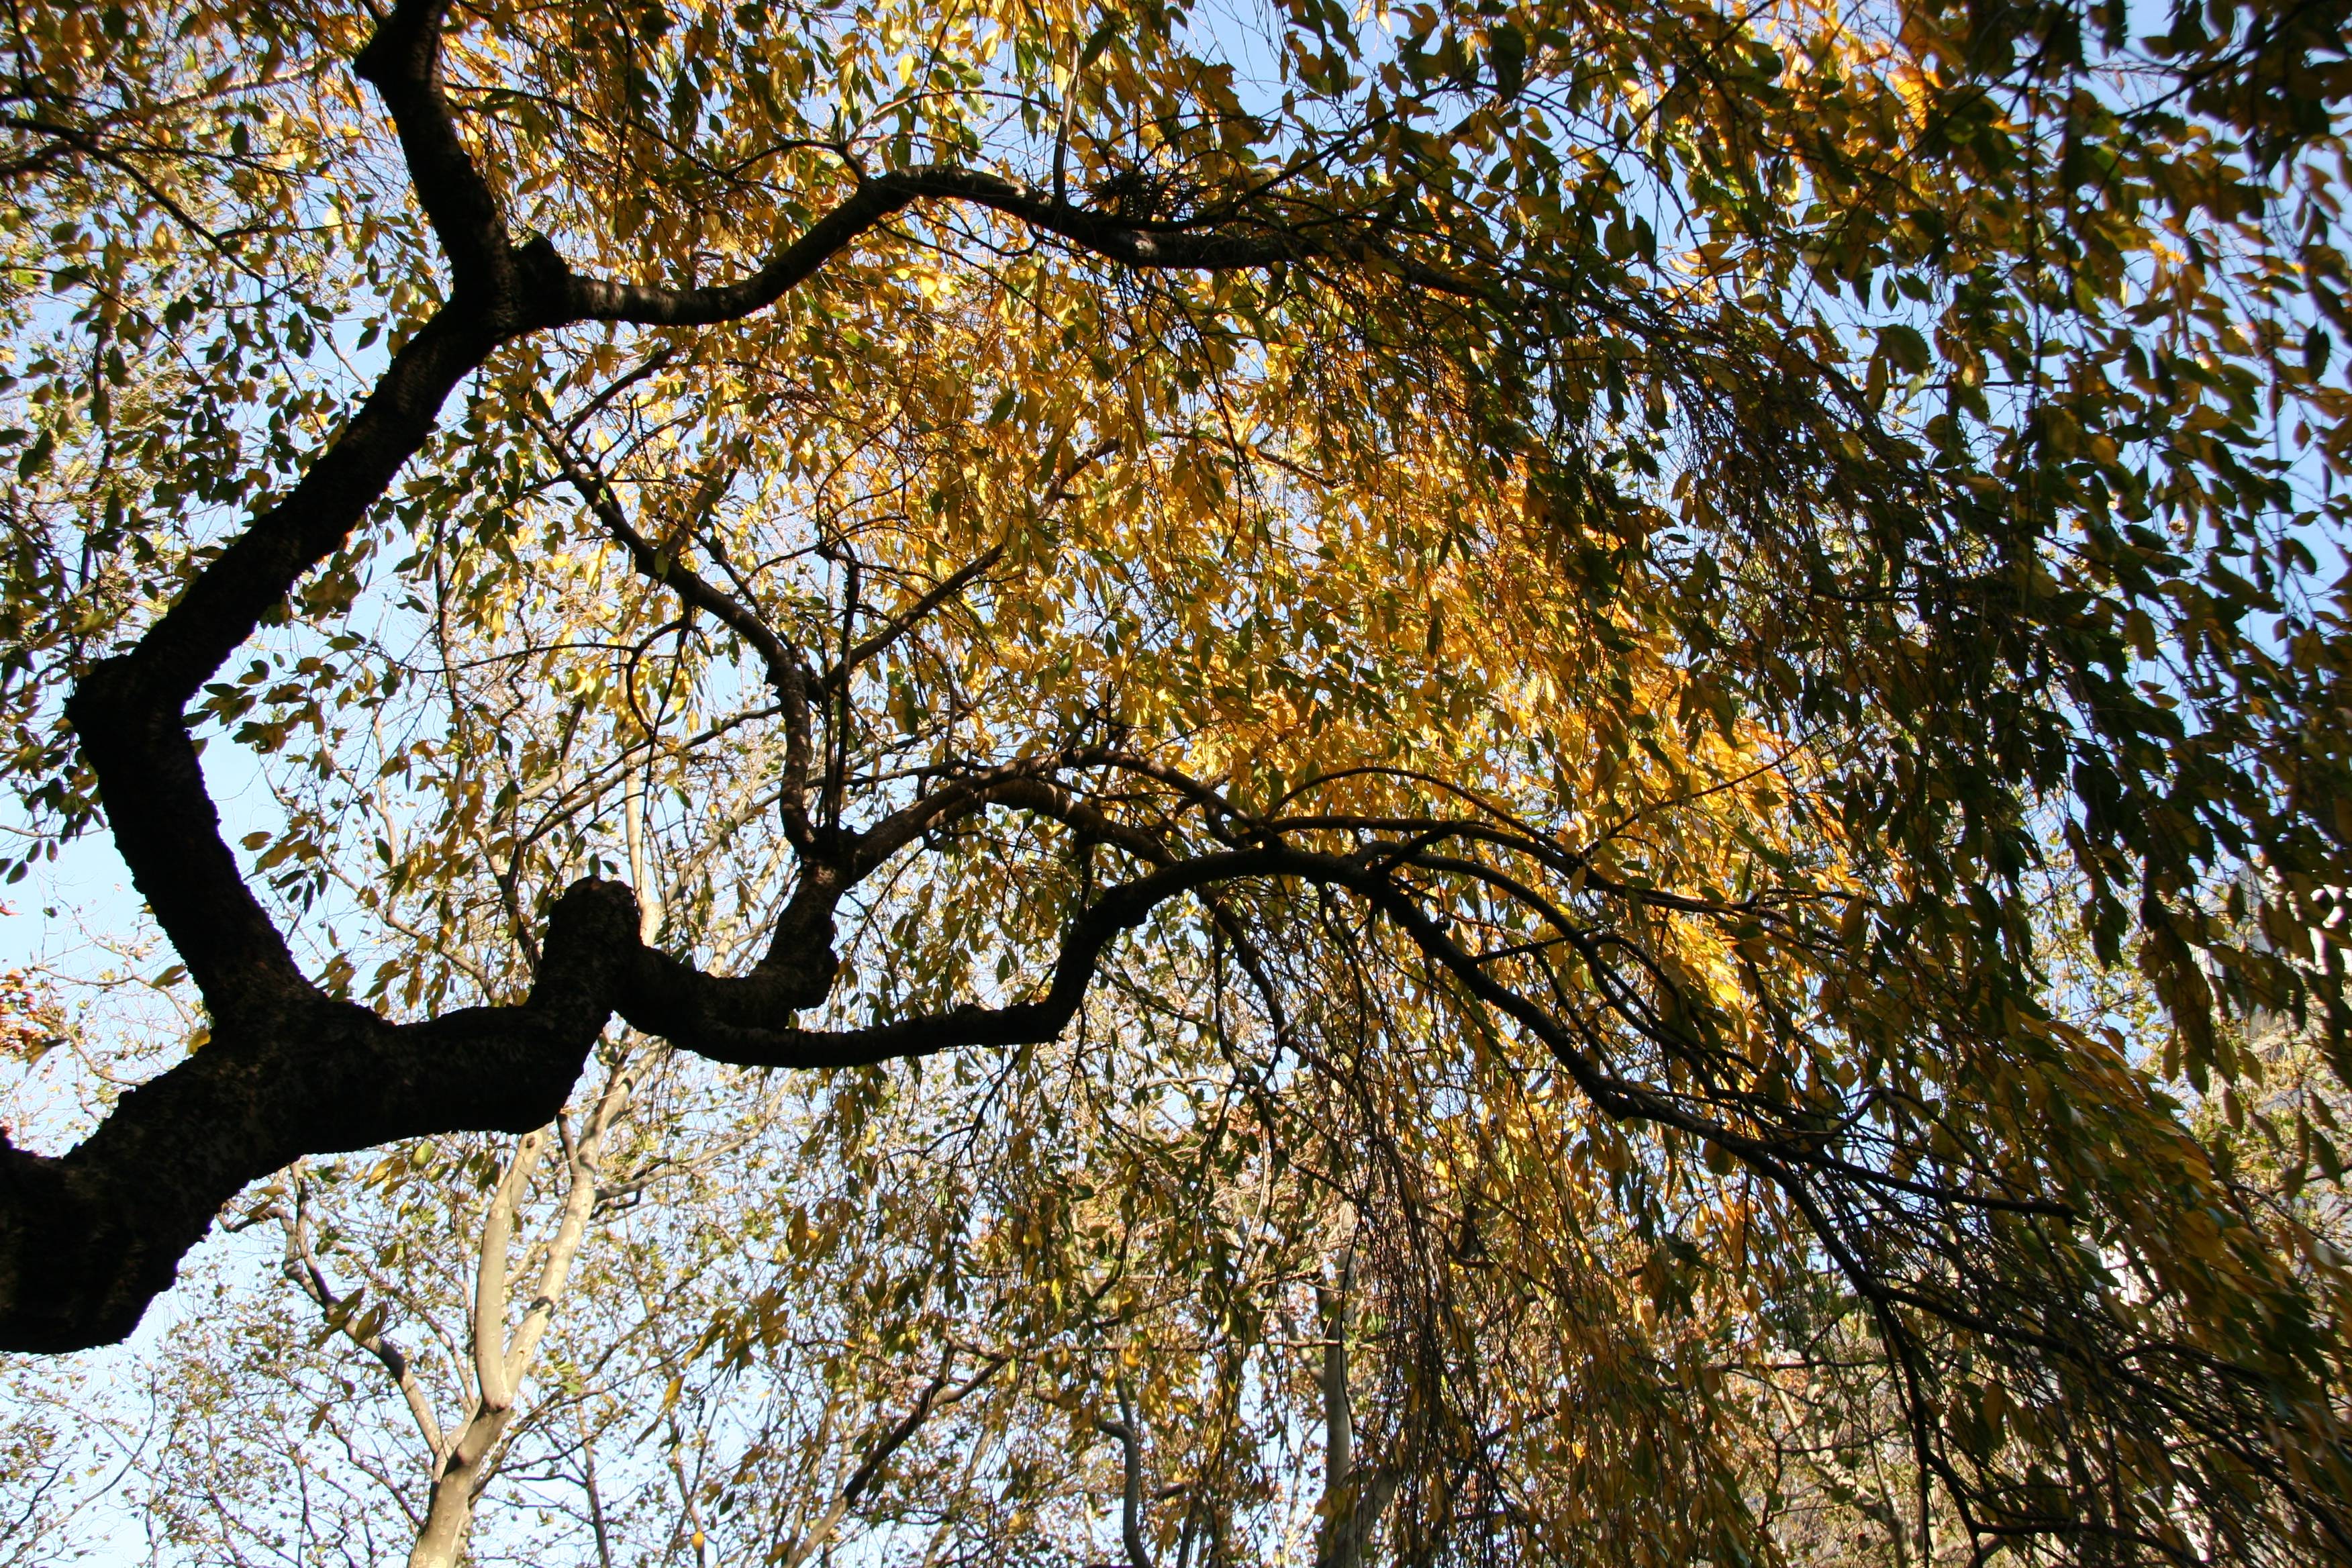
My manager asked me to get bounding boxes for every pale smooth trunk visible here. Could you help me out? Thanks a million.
[402,1066,631,1568]
[408,1414,509,1568]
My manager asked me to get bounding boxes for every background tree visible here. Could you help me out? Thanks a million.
[2,0,2352,1562]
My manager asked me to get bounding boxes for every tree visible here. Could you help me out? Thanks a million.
[118,1044,1014,1568]
[1,0,2351,1560]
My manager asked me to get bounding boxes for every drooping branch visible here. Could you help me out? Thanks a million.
[0,0,1937,1368]
[634,825,2079,1244]
[542,430,820,854]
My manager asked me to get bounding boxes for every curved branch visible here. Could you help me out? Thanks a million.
[544,431,820,852]
[0,880,636,1351]
[611,849,1275,1066]
[650,840,2071,1231]
[562,178,918,324]
[555,164,1330,332]
[352,0,516,296]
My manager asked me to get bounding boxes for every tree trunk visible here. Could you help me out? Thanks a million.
[405,1067,630,1567]
[1316,1252,1358,1568]
[1316,1244,1395,1568]
[407,1405,513,1568]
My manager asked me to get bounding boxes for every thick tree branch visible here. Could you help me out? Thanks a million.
[556,166,1309,330]
[58,0,585,1020]
[352,1,516,295]
[563,178,920,324]
[614,849,1286,1068]
[0,880,635,1351]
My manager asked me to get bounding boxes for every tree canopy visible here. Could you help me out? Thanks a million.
[2,0,2352,1561]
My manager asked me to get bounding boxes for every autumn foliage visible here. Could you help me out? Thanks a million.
[1,0,2351,1563]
